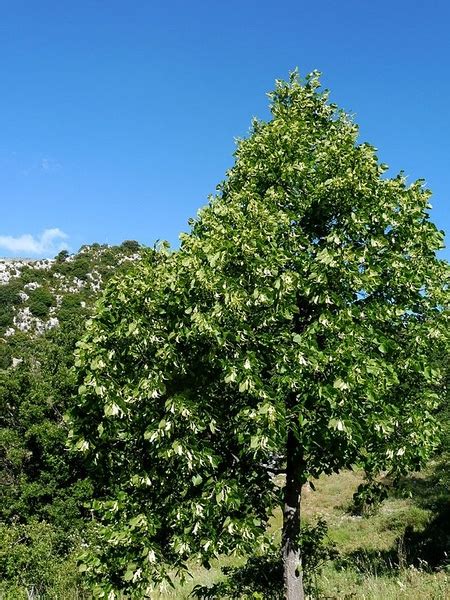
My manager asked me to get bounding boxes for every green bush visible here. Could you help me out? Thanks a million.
[98,248,117,266]
[57,293,88,323]
[0,281,22,306]
[0,281,22,331]
[120,239,140,253]
[0,323,93,537]
[0,343,12,369]
[0,521,58,588]
[70,257,91,280]
[0,522,86,599]
[351,481,388,516]
[55,249,70,263]
[28,287,54,318]
[0,306,14,329]
[55,256,90,280]
[17,267,48,285]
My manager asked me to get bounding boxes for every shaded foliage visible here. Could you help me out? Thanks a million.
[0,320,93,539]
[0,280,22,330]
[351,480,388,516]
[27,286,54,318]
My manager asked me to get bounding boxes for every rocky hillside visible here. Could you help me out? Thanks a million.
[0,240,142,341]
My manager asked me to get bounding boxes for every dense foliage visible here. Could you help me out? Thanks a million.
[69,72,448,598]
[0,242,143,596]
[1,322,92,534]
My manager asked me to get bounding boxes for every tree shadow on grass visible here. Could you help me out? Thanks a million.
[341,461,450,576]
[393,460,450,570]
[337,515,449,579]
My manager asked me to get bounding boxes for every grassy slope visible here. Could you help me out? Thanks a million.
[300,470,449,599]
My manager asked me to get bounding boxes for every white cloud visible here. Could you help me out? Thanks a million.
[0,228,69,257]
[40,157,61,172]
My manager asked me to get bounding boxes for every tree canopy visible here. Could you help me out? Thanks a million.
[69,71,448,599]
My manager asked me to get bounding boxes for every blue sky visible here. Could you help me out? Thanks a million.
[1,0,449,259]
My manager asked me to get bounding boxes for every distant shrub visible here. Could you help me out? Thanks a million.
[351,481,388,516]
[121,239,140,253]
[28,287,54,318]
[0,282,22,330]
[0,522,85,598]
[0,307,14,330]
[0,282,22,307]
[99,248,117,266]
[0,343,12,369]
[55,249,69,263]
[17,266,48,285]
[59,293,81,312]
[70,257,91,280]
[56,257,90,281]
[57,293,89,323]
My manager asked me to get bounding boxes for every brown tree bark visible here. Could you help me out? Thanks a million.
[282,428,305,600]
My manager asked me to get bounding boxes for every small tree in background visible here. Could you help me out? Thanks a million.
[120,240,141,253]
[70,72,448,599]
[28,286,54,318]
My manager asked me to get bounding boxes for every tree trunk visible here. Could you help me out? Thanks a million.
[282,428,305,600]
